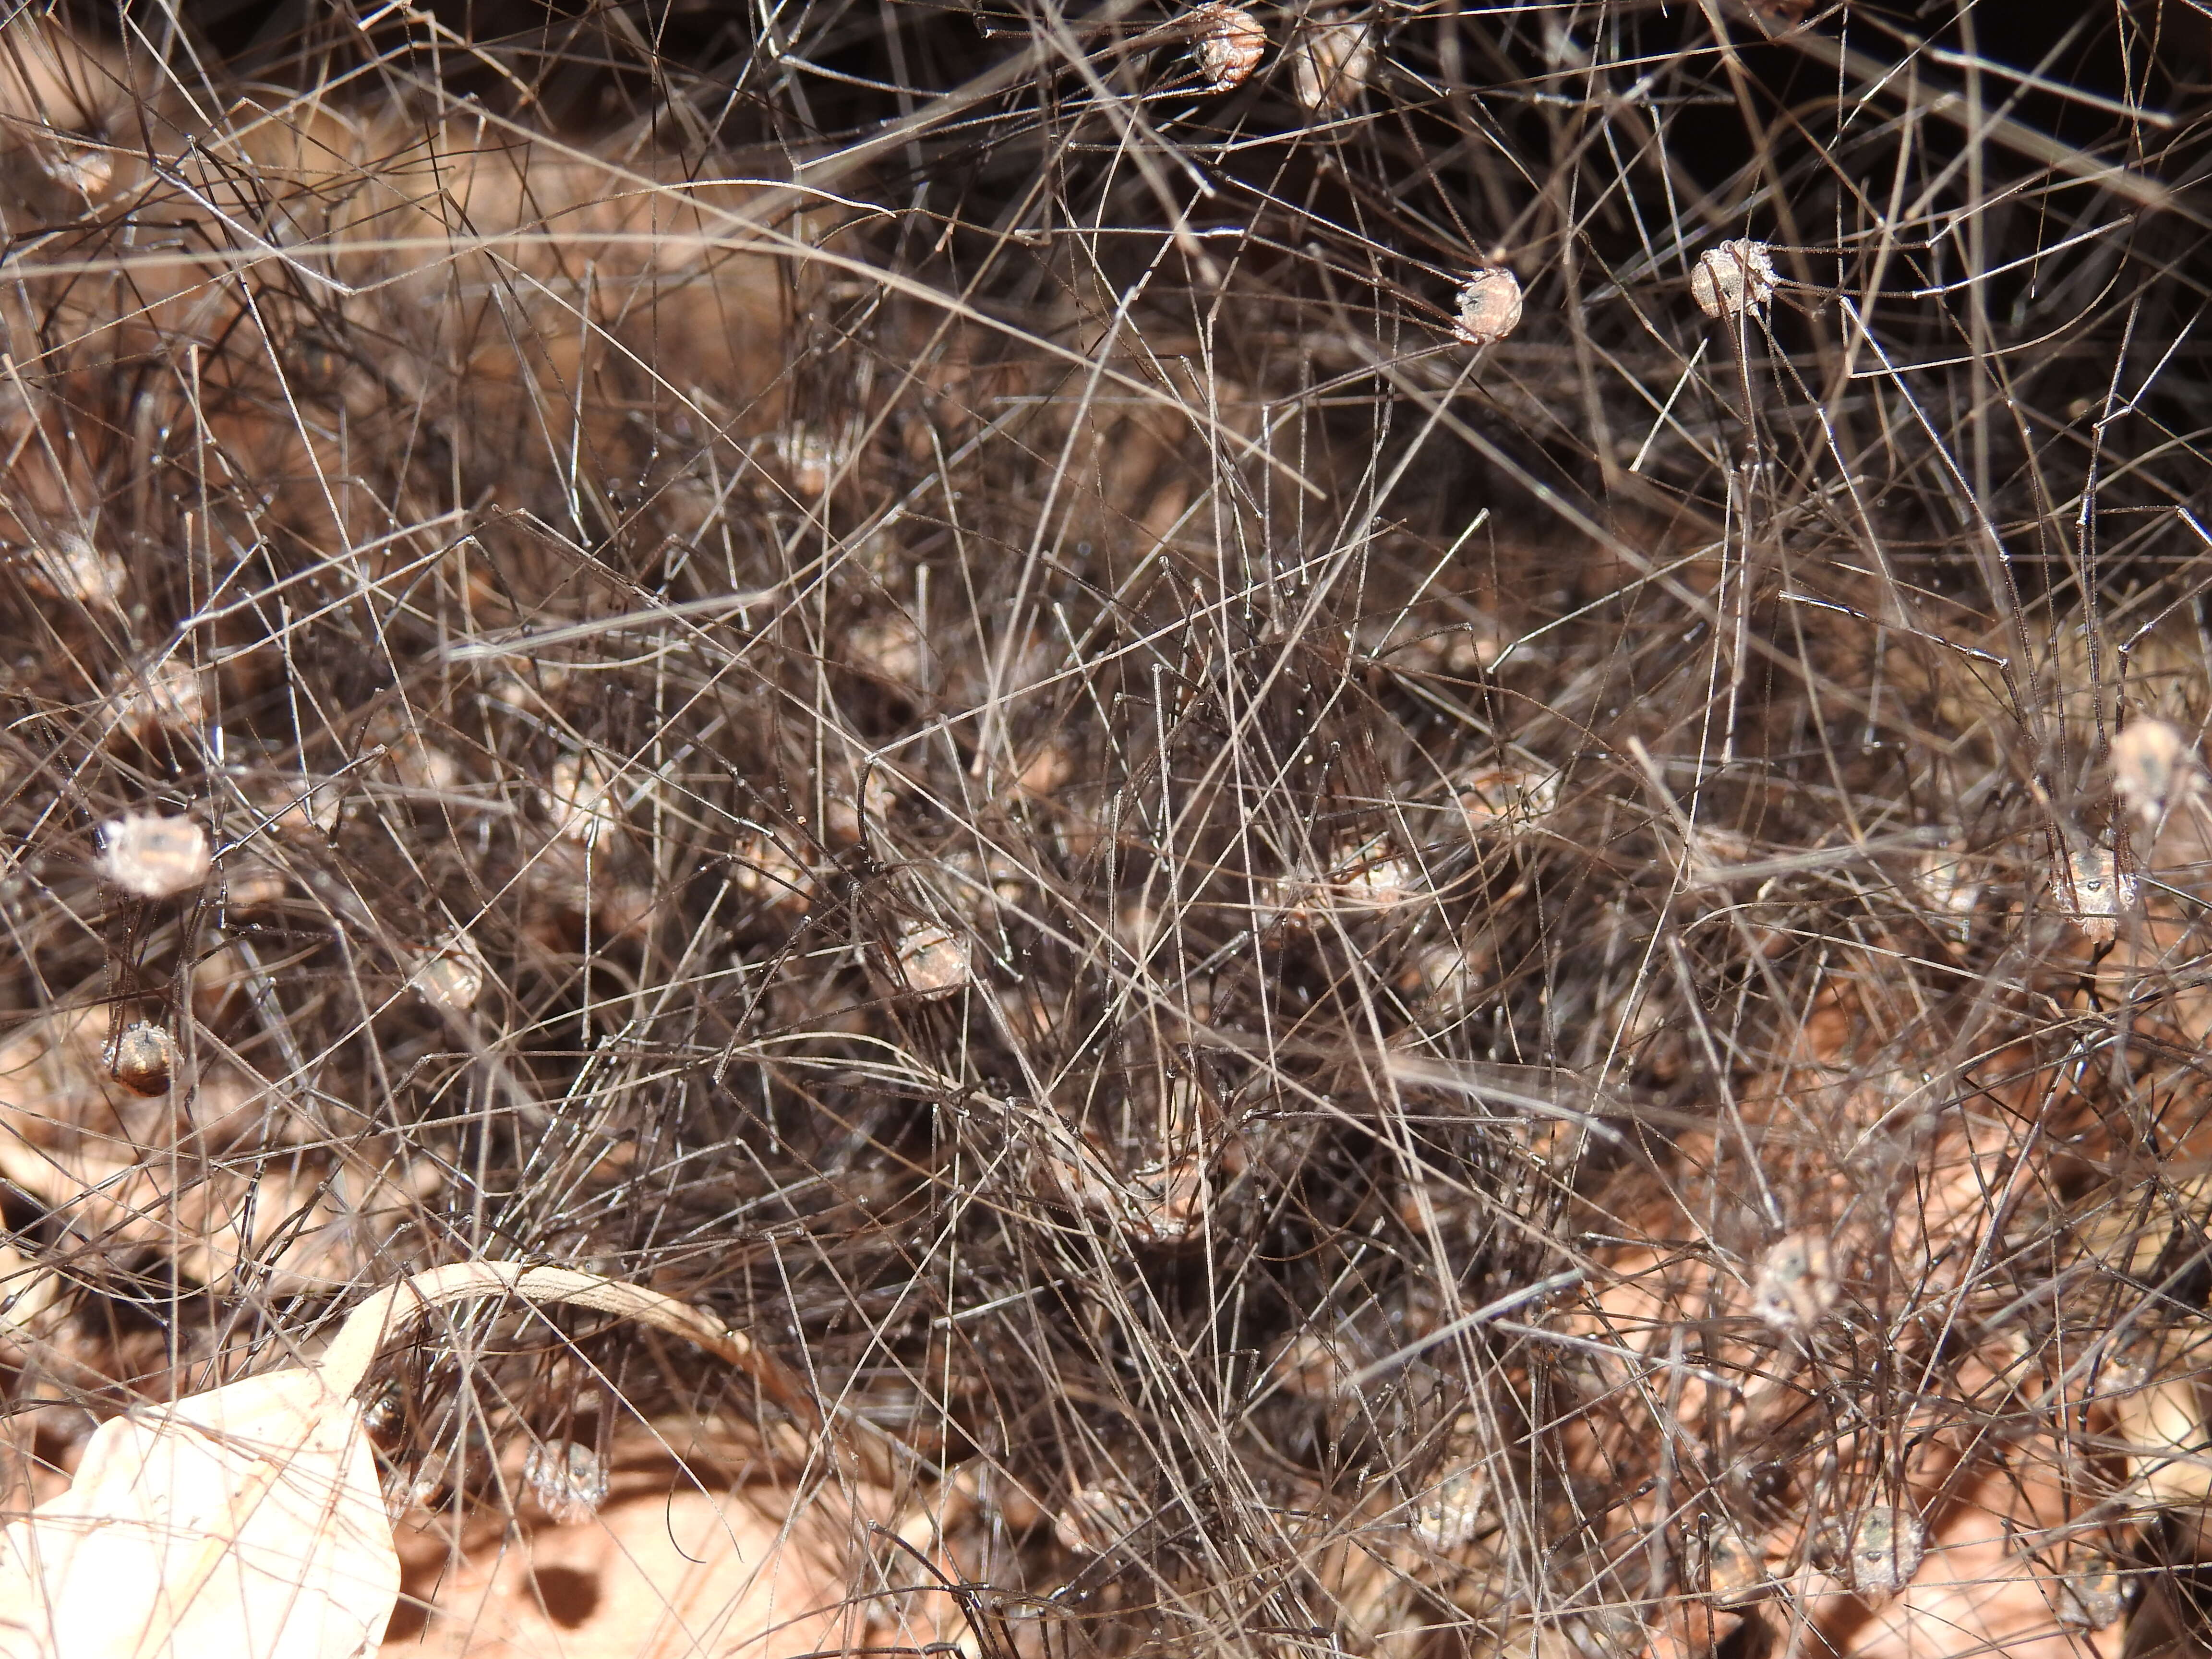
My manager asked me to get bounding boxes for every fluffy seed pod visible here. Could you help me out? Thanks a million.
[106,1020,175,1097]
[1188,2,1265,92]
[1452,267,1523,347]
[99,814,211,899]
[1290,17,1372,115]
[1691,239,1777,319]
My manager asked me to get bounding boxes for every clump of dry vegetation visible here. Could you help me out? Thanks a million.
[1,0,2210,1654]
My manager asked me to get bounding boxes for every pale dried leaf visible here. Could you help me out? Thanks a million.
[0,1370,395,1659]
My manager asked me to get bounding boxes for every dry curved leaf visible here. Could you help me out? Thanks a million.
[0,1369,391,1659]
[0,1261,844,1659]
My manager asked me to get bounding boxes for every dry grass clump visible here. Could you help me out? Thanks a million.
[1,0,2210,1654]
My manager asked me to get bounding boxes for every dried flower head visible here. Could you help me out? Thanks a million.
[99,814,211,899]
[1691,239,1778,319]
[1290,17,1373,115]
[1452,266,1523,347]
[1188,2,1265,92]
[106,1020,176,1097]
[2112,717,2197,830]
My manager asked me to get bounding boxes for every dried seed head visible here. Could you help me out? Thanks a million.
[1290,17,1373,115]
[894,921,971,997]
[2112,718,2197,830]
[1452,267,1523,347]
[1751,1230,1838,1333]
[99,814,210,898]
[1188,2,1265,92]
[106,1020,175,1097]
[1691,239,1778,319]
[523,1438,609,1526]
[1820,1504,1925,1598]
